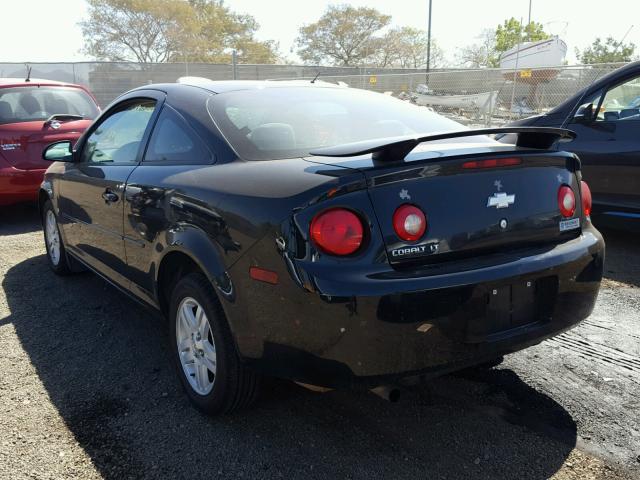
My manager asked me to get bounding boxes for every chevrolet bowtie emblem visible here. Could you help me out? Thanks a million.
[487,192,515,209]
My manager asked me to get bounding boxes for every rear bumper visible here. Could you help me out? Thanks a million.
[234,225,605,388]
[0,165,45,206]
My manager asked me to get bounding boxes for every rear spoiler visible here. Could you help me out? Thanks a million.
[309,127,576,162]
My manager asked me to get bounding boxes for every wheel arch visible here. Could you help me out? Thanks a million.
[38,187,51,216]
[153,225,235,317]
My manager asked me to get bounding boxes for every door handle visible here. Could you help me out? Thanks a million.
[102,190,119,204]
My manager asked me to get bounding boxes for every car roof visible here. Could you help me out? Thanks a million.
[136,78,346,95]
[0,78,85,89]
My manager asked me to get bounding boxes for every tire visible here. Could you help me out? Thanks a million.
[42,199,72,275]
[169,272,260,415]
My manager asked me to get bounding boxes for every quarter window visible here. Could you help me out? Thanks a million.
[144,106,212,164]
[80,99,156,164]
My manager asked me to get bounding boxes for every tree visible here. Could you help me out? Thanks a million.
[457,29,498,68]
[495,18,550,55]
[80,0,196,63]
[576,37,636,64]
[295,5,391,66]
[185,0,280,63]
[372,27,444,69]
[80,0,279,64]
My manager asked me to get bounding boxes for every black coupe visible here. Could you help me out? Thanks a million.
[39,80,604,415]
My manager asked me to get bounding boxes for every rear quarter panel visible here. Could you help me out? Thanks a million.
[121,157,368,336]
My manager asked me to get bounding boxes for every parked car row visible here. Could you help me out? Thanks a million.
[3,62,637,416]
[4,63,640,230]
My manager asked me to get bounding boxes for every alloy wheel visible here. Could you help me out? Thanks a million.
[175,297,217,395]
[45,210,61,266]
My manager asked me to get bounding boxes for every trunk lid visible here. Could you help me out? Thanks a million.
[0,119,91,170]
[306,142,582,267]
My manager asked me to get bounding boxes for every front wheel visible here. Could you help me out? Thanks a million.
[169,272,260,415]
[42,199,71,275]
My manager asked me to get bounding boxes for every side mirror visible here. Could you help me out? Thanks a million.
[43,141,74,162]
[573,103,594,124]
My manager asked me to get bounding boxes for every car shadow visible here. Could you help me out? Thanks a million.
[599,227,640,288]
[2,254,578,479]
[0,204,41,235]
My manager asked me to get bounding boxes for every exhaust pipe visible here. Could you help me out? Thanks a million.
[370,385,401,403]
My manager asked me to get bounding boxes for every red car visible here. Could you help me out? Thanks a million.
[0,78,99,206]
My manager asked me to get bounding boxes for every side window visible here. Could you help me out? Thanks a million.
[596,76,640,122]
[144,106,212,164]
[80,99,156,164]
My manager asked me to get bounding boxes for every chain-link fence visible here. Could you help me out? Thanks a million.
[0,62,426,107]
[285,64,626,127]
[0,61,626,126]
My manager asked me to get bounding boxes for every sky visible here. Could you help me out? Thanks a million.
[0,0,638,65]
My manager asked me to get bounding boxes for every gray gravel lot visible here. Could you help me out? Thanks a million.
[0,205,638,480]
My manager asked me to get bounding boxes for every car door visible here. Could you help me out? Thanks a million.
[566,74,640,217]
[60,91,164,289]
[122,103,215,303]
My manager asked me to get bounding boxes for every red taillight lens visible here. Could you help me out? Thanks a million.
[310,208,364,255]
[558,185,576,218]
[462,157,521,169]
[393,204,427,242]
[580,180,592,217]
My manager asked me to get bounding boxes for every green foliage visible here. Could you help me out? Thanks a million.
[495,18,550,54]
[80,0,279,64]
[576,37,636,64]
[295,5,391,66]
[185,0,279,63]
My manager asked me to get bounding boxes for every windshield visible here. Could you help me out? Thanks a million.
[208,86,467,160]
[0,86,99,125]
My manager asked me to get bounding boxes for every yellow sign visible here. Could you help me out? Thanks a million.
[520,69,532,78]
[369,75,377,85]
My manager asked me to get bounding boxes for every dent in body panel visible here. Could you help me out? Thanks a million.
[121,158,365,311]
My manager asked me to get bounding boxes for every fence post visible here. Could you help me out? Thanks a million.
[232,50,237,80]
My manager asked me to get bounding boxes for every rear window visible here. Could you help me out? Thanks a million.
[208,86,467,161]
[0,86,99,125]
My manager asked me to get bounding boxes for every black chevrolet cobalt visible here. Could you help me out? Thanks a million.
[39,79,604,414]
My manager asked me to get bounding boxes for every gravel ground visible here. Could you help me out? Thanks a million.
[0,205,638,480]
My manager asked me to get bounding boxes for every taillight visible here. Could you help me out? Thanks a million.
[310,208,364,255]
[462,157,521,169]
[393,204,427,241]
[580,180,592,217]
[558,185,576,218]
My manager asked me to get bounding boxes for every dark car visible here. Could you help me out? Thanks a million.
[503,61,640,230]
[39,80,604,415]
[0,78,99,206]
